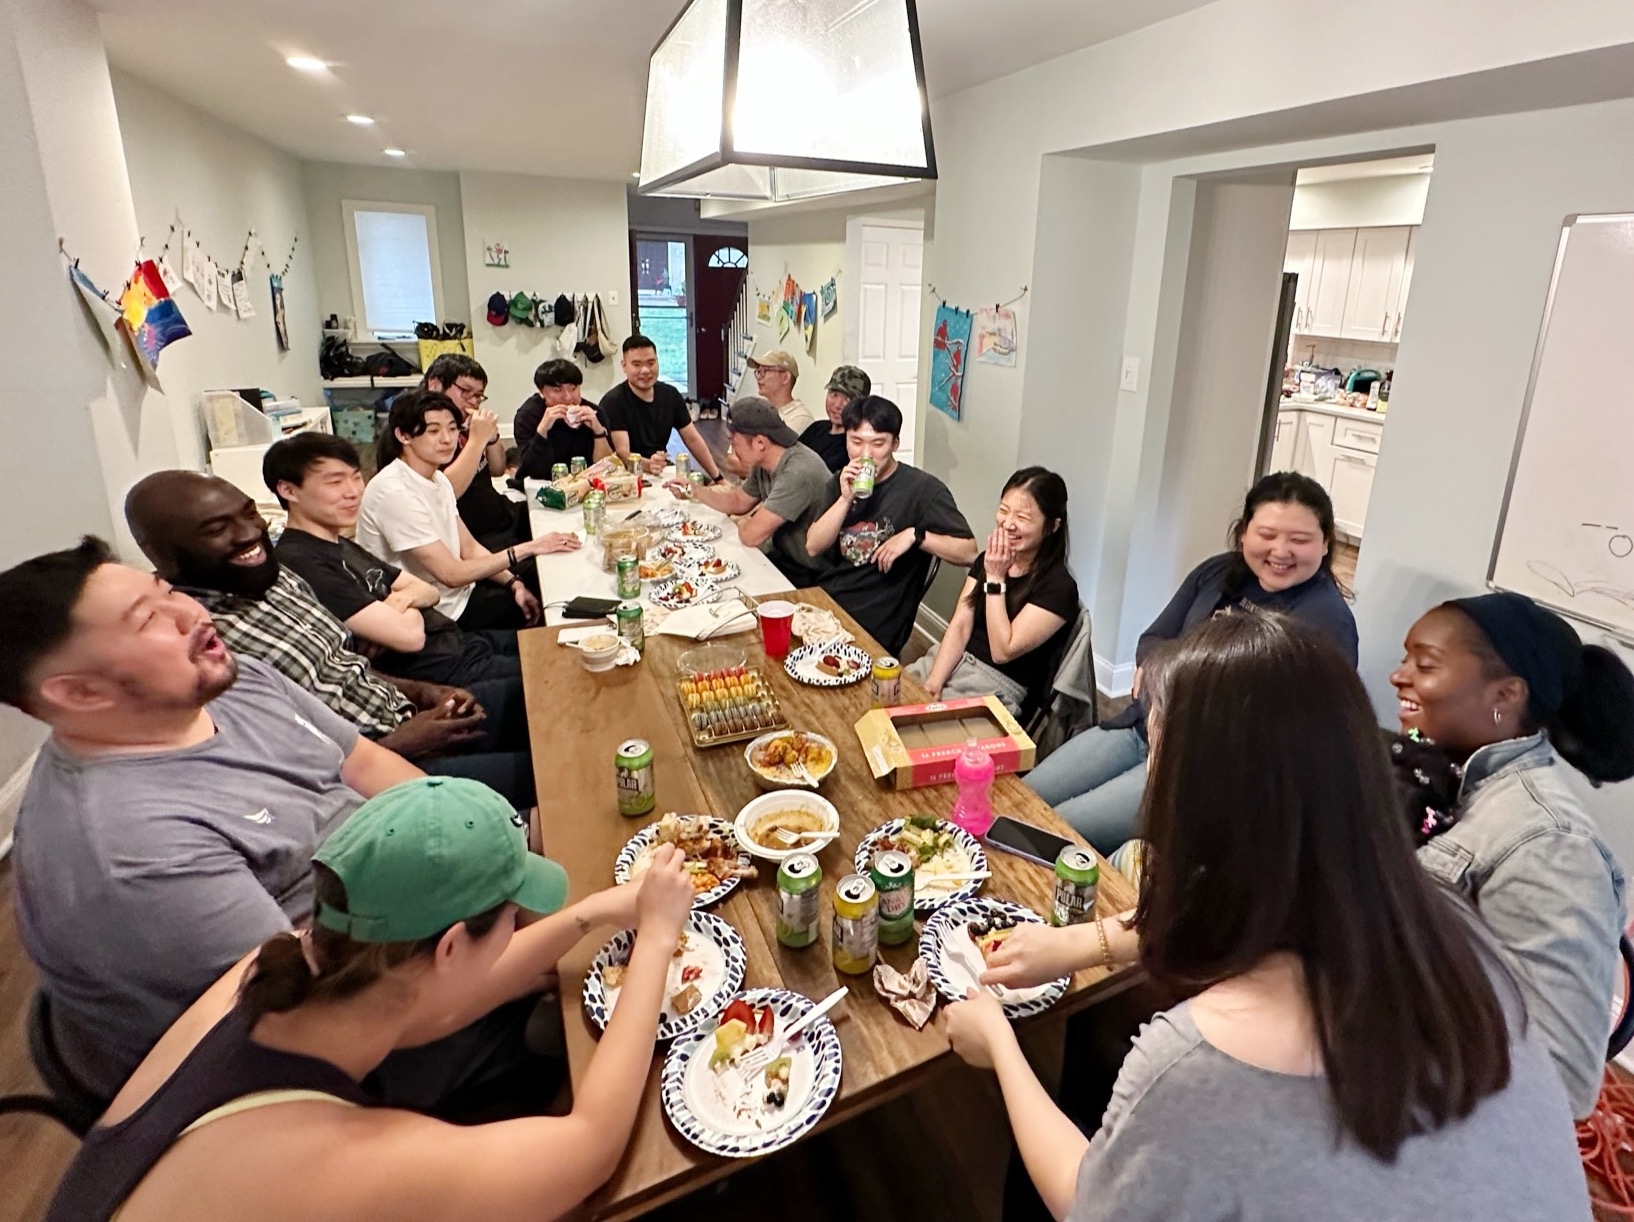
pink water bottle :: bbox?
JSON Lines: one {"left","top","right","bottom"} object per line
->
{"left": 949, "top": 737, "right": 996, "bottom": 837}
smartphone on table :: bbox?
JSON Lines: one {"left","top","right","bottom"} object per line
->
{"left": 984, "top": 815, "right": 1074, "bottom": 869}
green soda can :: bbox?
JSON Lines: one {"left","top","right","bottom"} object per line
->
{"left": 870, "top": 849, "right": 916, "bottom": 945}
{"left": 614, "top": 738, "right": 655, "bottom": 818}
{"left": 852, "top": 456, "right": 876, "bottom": 501}
{"left": 615, "top": 600, "right": 645, "bottom": 653}
{"left": 569, "top": 455, "right": 588, "bottom": 475}
{"left": 582, "top": 491, "right": 604, "bottom": 536}
{"left": 615, "top": 555, "right": 641, "bottom": 600}
{"left": 675, "top": 452, "right": 691, "bottom": 480}
{"left": 776, "top": 853, "right": 822, "bottom": 948}
{"left": 1050, "top": 846, "right": 1100, "bottom": 927}
{"left": 551, "top": 462, "right": 569, "bottom": 481}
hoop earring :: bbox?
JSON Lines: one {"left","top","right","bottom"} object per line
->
{"left": 1493, "top": 707, "right": 1502, "bottom": 726}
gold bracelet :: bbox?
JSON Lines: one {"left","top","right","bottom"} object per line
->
{"left": 1094, "top": 918, "right": 1111, "bottom": 968}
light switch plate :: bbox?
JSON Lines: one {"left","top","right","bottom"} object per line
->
{"left": 1120, "top": 356, "right": 1140, "bottom": 393}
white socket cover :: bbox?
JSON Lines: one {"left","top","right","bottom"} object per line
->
{"left": 1120, "top": 356, "right": 1140, "bottom": 392}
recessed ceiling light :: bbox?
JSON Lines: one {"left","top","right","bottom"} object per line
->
{"left": 285, "top": 54, "right": 327, "bottom": 72}
{"left": 383, "top": 147, "right": 407, "bottom": 158}
{"left": 346, "top": 114, "right": 375, "bottom": 126}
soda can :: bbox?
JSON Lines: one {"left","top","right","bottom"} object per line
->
{"left": 689, "top": 470, "right": 709, "bottom": 486}
{"left": 615, "top": 600, "right": 645, "bottom": 653}
{"left": 831, "top": 874, "right": 879, "bottom": 975}
{"left": 852, "top": 456, "right": 876, "bottom": 500}
{"left": 1050, "top": 846, "right": 1100, "bottom": 927}
{"left": 569, "top": 455, "right": 588, "bottom": 475}
{"left": 582, "top": 492, "right": 605, "bottom": 536}
{"left": 870, "top": 656, "right": 902, "bottom": 709}
{"left": 870, "top": 849, "right": 916, "bottom": 946}
{"left": 614, "top": 738, "right": 655, "bottom": 818}
{"left": 551, "top": 462, "right": 569, "bottom": 481}
{"left": 776, "top": 853, "right": 823, "bottom": 949}
{"left": 675, "top": 452, "right": 691, "bottom": 480}
{"left": 615, "top": 555, "right": 641, "bottom": 600}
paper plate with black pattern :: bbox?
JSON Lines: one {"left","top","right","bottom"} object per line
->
{"left": 613, "top": 815, "right": 749, "bottom": 908}
{"left": 581, "top": 910, "right": 745, "bottom": 1043}
{"left": 854, "top": 818, "right": 988, "bottom": 913}
{"left": 784, "top": 641, "right": 872, "bottom": 687}
{"left": 660, "top": 987, "right": 843, "bottom": 1158}
{"left": 920, "top": 896, "right": 1067, "bottom": 1019}
{"left": 667, "top": 519, "right": 724, "bottom": 543}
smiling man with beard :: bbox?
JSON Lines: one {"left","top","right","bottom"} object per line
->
{"left": 124, "top": 471, "right": 536, "bottom": 808}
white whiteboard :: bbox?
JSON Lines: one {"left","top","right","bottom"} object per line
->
{"left": 1489, "top": 213, "right": 1634, "bottom": 641}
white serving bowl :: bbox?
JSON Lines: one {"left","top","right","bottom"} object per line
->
{"left": 579, "top": 632, "right": 622, "bottom": 673}
{"left": 733, "top": 790, "right": 841, "bottom": 864}
{"left": 742, "top": 730, "right": 838, "bottom": 791}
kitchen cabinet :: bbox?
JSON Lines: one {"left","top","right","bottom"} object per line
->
{"left": 1284, "top": 230, "right": 1318, "bottom": 334}
{"left": 1327, "top": 449, "right": 1378, "bottom": 538}
{"left": 1270, "top": 412, "right": 1298, "bottom": 472}
{"left": 1341, "top": 226, "right": 1412, "bottom": 342}
{"left": 1306, "top": 229, "right": 1357, "bottom": 337}
{"left": 1392, "top": 229, "right": 1416, "bottom": 341}
{"left": 1276, "top": 405, "right": 1385, "bottom": 540}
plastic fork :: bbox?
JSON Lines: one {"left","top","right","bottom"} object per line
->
{"left": 738, "top": 987, "right": 848, "bottom": 1077}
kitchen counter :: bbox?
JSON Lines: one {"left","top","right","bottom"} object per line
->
{"left": 1280, "top": 397, "right": 1387, "bottom": 425}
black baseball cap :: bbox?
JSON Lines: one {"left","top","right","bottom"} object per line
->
{"left": 726, "top": 396, "right": 799, "bottom": 447}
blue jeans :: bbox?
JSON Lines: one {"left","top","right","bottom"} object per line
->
{"left": 1024, "top": 726, "right": 1149, "bottom": 854}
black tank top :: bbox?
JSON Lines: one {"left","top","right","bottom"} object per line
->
{"left": 47, "top": 1007, "right": 376, "bottom": 1221}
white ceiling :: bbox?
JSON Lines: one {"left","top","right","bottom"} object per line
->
{"left": 95, "top": 0, "right": 1220, "bottom": 179}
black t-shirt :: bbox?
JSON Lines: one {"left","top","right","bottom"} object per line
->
{"left": 274, "top": 528, "right": 463, "bottom": 671}
{"left": 816, "top": 463, "right": 973, "bottom": 656}
{"left": 513, "top": 394, "right": 606, "bottom": 482}
{"left": 448, "top": 426, "right": 523, "bottom": 546}
{"left": 600, "top": 381, "right": 691, "bottom": 457}
{"left": 798, "top": 421, "right": 849, "bottom": 473}
{"left": 963, "top": 555, "right": 1079, "bottom": 714}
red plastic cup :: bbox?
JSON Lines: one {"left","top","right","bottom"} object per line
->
{"left": 757, "top": 599, "right": 795, "bottom": 660}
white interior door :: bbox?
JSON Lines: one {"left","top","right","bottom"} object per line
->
{"left": 854, "top": 221, "right": 924, "bottom": 464}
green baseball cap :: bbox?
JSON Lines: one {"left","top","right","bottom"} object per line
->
{"left": 313, "top": 777, "right": 568, "bottom": 943}
{"left": 509, "top": 291, "right": 537, "bottom": 325}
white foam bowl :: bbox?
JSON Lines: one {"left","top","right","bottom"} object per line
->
{"left": 579, "top": 633, "right": 622, "bottom": 673}
{"left": 733, "top": 790, "right": 840, "bottom": 864}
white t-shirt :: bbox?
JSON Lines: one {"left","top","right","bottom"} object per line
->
{"left": 357, "top": 459, "right": 472, "bottom": 620}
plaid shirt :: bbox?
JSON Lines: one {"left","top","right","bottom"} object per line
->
{"left": 185, "top": 568, "right": 412, "bottom": 736}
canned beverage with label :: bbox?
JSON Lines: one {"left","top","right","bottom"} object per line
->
{"left": 831, "top": 874, "right": 879, "bottom": 975}
{"left": 688, "top": 470, "right": 709, "bottom": 486}
{"left": 851, "top": 456, "right": 876, "bottom": 500}
{"left": 615, "top": 600, "right": 645, "bottom": 653}
{"left": 870, "top": 849, "right": 916, "bottom": 945}
{"left": 674, "top": 452, "right": 691, "bottom": 480}
{"left": 551, "top": 462, "right": 569, "bottom": 482}
{"left": 870, "top": 656, "right": 902, "bottom": 709}
{"left": 614, "top": 738, "right": 655, "bottom": 818}
{"left": 569, "top": 455, "right": 588, "bottom": 475}
{"left": 583, "top": 491, "right": 605, "bottom": 536}
{"left": 1050, "top": 846, "right": 1100, "bottom": 927}
{"left": 776, "top": 853, "right": 823, "bottom": 949}
{"left": 615, "top": 555, "right": 641, "bottom": 600}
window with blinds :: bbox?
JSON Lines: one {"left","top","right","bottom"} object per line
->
{"left": 342, "top": 201, "right": 444, "bottom": 339}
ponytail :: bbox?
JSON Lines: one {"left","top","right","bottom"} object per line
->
{"left": 1550, "top": 644, "right": 1634, "bottom": 785}
{"left": 237, "top": 932, "right": 316, "bottom": 1021}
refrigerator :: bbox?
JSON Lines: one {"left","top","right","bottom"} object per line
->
{"left": 1253, "top": 272, "right": 1299, "bottom": 478}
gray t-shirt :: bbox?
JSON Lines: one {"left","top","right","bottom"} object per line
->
{"left": 742, "top": 442, "right": 834, "bottom": 574}
{"left": 13, "top": 658, "right": 363, "bottom": 1098}
{"left": 1070, "top": 1001, "right": 1590, "bottom": 1221}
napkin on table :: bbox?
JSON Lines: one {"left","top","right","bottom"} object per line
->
{"left": 649, "top": 598, "right": 757, "bottom": 640}
{"left": 874, "top": 957, "right": 937, "bottom": 1029}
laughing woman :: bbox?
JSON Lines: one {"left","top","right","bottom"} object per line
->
{"left": 1025, "top": 472, "right": 1356, "bottom": 852}
{"left": 1390, "top": 592, "right": 1634, "bottom": 1117}
{"left": 911, "top": 468, "right": 1078, "bottom": 721}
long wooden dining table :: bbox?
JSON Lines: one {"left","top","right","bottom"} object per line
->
{"left": 518, "top": 589, "right": 1139, "bottom": 1221}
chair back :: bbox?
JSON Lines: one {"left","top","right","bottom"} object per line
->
{"left": 20, "top": 990, "right": 108, "bottom": 1136}
{"left": 1608, "top": 934, "right": 1634, "bottom": 1062}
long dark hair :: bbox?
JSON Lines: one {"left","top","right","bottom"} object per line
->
{"left": 1134, "top": 612, "right": 1518, "bottom": 1161}
{"left": 964, "top": 467, "right": 1070, "bottom": 612}
{"left": 238, "top": 864, "right": 505, "bottom": 1022}
{"left": 1222, "top": 471, "right": 1340, "bottom": 597}
{"left": 376, "top": 389, "right": 460, "bottom": 468}
{"left": 1446, "top": 605, "right": 1634, "bottom": 785}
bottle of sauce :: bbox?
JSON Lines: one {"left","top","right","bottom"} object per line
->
{"left": 949, "top": 737, "right": 996, "bottom": 838}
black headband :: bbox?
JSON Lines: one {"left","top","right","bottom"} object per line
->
{"left": 1445, "top": 592, "right": 1583, "bottom": 719}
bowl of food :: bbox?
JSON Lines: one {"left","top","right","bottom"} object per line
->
{"left": 733, "top": 790, "right": 840, "bottom": 863}
{"left": 579, "top": 632, "right": 622, "bottom": 673}
{"left": 744, "top": 730, "right": 838, "bottom": 790}
{"left": 676, "top": 643, "right": 746, "bottom": 679}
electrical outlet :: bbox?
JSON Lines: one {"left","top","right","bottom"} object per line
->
{"left": 608, "top": 290, "right": 620, "bottom": 306}
{"left": 1120, "top": 356, "right": 1140, "bottom": 393}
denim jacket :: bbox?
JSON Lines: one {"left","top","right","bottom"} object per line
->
{"left": 1417, "top": 732, "right": 1626, "bottom": 1117}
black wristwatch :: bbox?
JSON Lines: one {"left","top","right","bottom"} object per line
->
{"left": 913, "top": 526, "right": 926, "bottom": 549}
{"left": 983, "top": 579, "right": 1007, "bottom": 596}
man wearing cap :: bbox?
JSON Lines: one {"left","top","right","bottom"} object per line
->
{"left": 602, "top": 334, "right": 724, "bottom": 481}
{"left": 799, "top": 364, "right": 871, "bottom": 473}
{"left": 745, "top": 350, "right": 814, "bottom": 433}
{"left": 666, "top": 396, "right": 834, "bottom": 584}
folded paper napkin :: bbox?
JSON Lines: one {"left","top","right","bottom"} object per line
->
{"left": 650, "top": 598, "right": 757, "bottom": 641}
{"left": 874, "top": 957, "right": 936, "bottom": 1029}
{"left": 792, "top": 603, "right": 852, "bottom": 646}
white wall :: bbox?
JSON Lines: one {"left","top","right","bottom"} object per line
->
{"left": 301, "top": 160, "right": 471, "bottom": 332}
{"left": 1290, "top": 173, "right": 1431, "bottom": 229}
{"left": 457, "top": 171, "right": 631, "bottom": 422}
{"left": 743, "top": 211, "right": 848, "bottom": 406}
{"left": 112, "top": 70, "right": 322, "bottom": 468}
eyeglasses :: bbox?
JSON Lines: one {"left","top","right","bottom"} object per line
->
{"left": 752, "top": 367, "right": 787, "bottom": 379}
{"left": 452, "top": 383, "right": 488, "bottom": 404}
